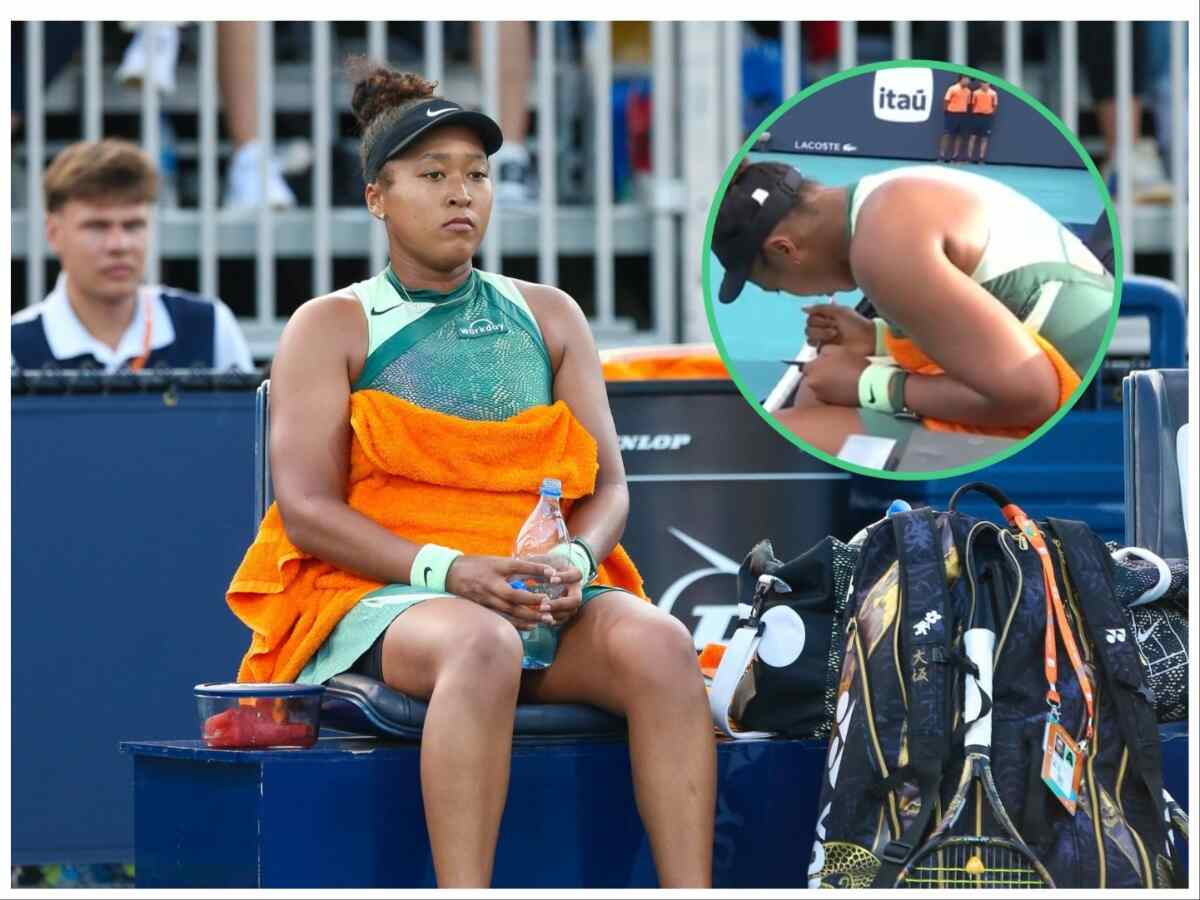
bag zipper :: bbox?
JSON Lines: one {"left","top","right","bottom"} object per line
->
{"left": 1052, "top": 538, "right": 1154, "bottom": 888}
{"left": 892, "top": 575, "right": 908, "bottom": 713}
{"left": 1113, "top": 748, "right": 1155, "bottom": 883}
{"left": 848, "top": 618, "right": 903, "bottom": 839}
{"left": 991, "top": 530, "right": 1025, "bottom": 666}
{"left": 1049, "top": 538, "right": 1108, "bottom": 886}
{"left": 1115, "top": 749, "right": 1128, "bottom": 811}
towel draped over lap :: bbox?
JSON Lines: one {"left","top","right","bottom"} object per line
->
{"left": 227, "top": 389, "right": 646, "bottom": 684}
{"left": 883, "top": 329, "right": 1081, "bottom": 438}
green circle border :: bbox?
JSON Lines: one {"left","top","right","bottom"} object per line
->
{"left": 701, "top": 58, "right": 1123, "bottom": 481}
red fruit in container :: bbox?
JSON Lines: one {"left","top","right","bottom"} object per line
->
{"left": 195, "top": 682, "right": 323, "bottom": 749}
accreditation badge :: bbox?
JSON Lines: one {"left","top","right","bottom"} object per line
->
{"left": 1041, "top": 718, "right": 1084, "bottom": 815}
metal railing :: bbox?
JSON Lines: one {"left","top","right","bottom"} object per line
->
{"left": 13, "top": 20, "right": 1190, "bottom": 356}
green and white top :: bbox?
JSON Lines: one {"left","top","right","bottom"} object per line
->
{"left": 349, "top": 267, "right": 554, "bottom": 421}
{"left": 847, "top": 165, "right": 1114, "bottom": 377}
{"left": 296, "top": 267, "right": 561, "bottom": 686}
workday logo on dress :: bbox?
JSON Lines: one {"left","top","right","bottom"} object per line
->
{"left": 873, "top": 67, "right": 933, "bottom": 123}
{"left": 456, "top": 317, "right": 508, "bottom": 339}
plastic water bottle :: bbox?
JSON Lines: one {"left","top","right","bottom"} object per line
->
{"left": 512, "top": 477, "right": 571, "bottom": 669}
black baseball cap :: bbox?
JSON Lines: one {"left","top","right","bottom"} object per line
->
{"left": 713, "top": 162, "right": 807, "bottom": 303}
{"left": 365, "top": 99, "right": 504, "bottom": 183}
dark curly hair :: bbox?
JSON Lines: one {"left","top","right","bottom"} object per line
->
{"left": 344, "top": 56, "right": 445, "bottom": 185}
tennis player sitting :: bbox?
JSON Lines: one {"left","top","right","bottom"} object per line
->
{"left": 712, "top": 160, "right": 1113, "bottom": 455}
{"left": 225, "top": 61, "right": 714, "bottom": 888}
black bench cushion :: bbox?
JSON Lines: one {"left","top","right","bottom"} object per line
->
{"left": 322, "top": 673, "right": 627, "bottom": 743}
{"left": 1124, "top": 369, "right": 1188, "bottom": 559}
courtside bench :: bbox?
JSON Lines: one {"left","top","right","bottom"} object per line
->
{"left": 120, "top": 732, "right": 829, "bottom": 888}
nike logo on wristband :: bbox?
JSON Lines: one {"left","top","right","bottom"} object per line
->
{"left": 867, "top": 386, "right": 877, "bottom": 405}
{"left": 371, "top": 304, "right": 401, "bottom": 316}
{"left": 423, "top": 566, "right": 434, "bottom": 585}
{"left": 426, "top": 107, "right": 456, "bottom": 117}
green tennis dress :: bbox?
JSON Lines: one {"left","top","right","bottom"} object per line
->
{"left": 297, "top": 268, "right": 618, "bottom": 684}
{"left": 847, "top": 165, "right": 1115, "bottom": 379}
{"left": 846, "top": 165, "right": 1114, "bottom": 439}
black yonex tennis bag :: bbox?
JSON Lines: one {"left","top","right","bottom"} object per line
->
{"left": 807, "top": 483, "right": 1179, "bottom": 889}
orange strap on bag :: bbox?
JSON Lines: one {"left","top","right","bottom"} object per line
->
{"left": 1001, "top": 502, "right": 1095, "bottom": 750}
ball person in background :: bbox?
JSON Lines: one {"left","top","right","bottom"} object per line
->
{"left": 937, "top": 74, "right": 973, "bottom": 163}
{"left": 968, "top": 80, "right": 999, "bottom": 164}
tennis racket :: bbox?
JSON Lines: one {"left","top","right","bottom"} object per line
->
{"left": 763, "top": 342, "right": 818, "bottom": 412}
{"left": 896, "top": 566, "right": 1055, "bottom": 888}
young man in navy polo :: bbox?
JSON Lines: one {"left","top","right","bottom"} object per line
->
{"left": 11, "top": 139, "right": 253, "bottom": 372}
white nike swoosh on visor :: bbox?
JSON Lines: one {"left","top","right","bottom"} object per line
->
{"left": 426, "top": 107, "right": 457, "bottom": 117}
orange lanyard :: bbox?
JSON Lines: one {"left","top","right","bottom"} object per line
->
{"left": 128, "top": 296, "right": 154, "bottom": 372}
{"left": 1002, "top": 503, "right": 1095, "bottom": 750}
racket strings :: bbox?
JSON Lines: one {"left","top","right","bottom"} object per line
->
{"left": 903, "top": 840, "right": 1047, "bottom": 888}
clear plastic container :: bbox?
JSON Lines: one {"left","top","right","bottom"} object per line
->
{"left": 195, "top": 682, "right": 323, "bottom": 749}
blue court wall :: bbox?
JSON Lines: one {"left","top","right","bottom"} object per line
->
{"left": 761, "top": 66, "right": 1087, "bottom": 169}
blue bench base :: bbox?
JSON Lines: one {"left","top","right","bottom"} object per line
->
{"left": 122, "top": 723, "right": 1188, "bottom": 888}
{"left": 122, "top": 734, "right": 828, "bottom": 888}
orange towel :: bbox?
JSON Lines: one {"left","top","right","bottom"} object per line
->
{"left": 227, "top": 390, "right": 647, "bottom": 684}
{"left": 883, "top": 329, "right": 1080, "bottom": 438}
{"left": 697, "top": 642, "right": 727, "bottom": 680}
{"left": 600, "top": 344, "right": 730, "bottom": 381}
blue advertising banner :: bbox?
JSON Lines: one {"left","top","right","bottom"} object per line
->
{"left": 762, "top": 66, "right": 1086, "bottom": 169}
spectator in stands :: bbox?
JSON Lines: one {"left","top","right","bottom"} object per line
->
{"left": 11, "top": 139, "right": 254, "bottom": 372}
{"left": 116, "top": 21, "right": 297, "bottom": 209}
{"left": 967, "top": 79, "right": 998, "bottom": 164}
{"left": 938, "top": 74, "right": 972, "bottom": 163}
{"left": 1077, "top": 22, "right": 1172, "bottom": 204}
{"left": 11, "top": 22, "right": 295, "bottom": 210}
{"left": 470, "top": 21, "right": 535, "bottom": 207}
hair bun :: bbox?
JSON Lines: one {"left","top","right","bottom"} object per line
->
{"left": 345, "top": 56, "right": 438, "bottom": 131}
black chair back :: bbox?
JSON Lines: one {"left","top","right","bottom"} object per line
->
{"left": 1123, "top": 369, "right": 1189, "bottom": 558}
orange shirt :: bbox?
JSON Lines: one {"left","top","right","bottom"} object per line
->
{"left": 944, "top": 84, "right": 971, "bottom": 113}
{"left": 972, "top": 87, "right": 998, "bottom": 115}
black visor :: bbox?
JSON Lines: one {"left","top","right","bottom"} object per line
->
{"left": 712, "top": 165, "right": 806, "bottom": 303}
{"left": 365, "top": 99, "right": 504, "bottom": 183}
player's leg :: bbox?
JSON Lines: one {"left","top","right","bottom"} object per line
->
{"left": 376, "top": 597, "right": 526, "bottom": 887}
{"left": 521, "top": 592, "right": 715, "bottom": 887}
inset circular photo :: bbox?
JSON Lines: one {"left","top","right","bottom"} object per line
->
{"left": 704, "top": 61, "right": 1119, "bottom": 478}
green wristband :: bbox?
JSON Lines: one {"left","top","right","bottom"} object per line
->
{"left": 554, "top": 540, "right": 598, "bottom": 585}
{"left": 858, "top": 362, "right": 901, "bottom": 413}
{"left": 410, "top": 544, "right": 463, "bottom": 593}
{"left": 570, "top": 537, "right": 599, "bottom": 584}
{"left": 874, "top": 318, "right": 890, "bottom": 356}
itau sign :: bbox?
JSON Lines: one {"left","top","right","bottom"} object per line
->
{"left": 872, "top": 66, "right": 934, "bottom": 123}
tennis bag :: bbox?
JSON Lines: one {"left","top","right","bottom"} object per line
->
{"left": 707, "top": 536, "right": 855, "bottom": 741}
{"left": 807, "top": 482, "right": 1179, "bottom": 889}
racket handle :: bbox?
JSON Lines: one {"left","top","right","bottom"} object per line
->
{"left": 963, "top": 626, "right": 996, "bottom": 750}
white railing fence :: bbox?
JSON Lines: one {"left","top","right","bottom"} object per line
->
{"left": 13, "top": 20, "right": 1190, "bottom": 356}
